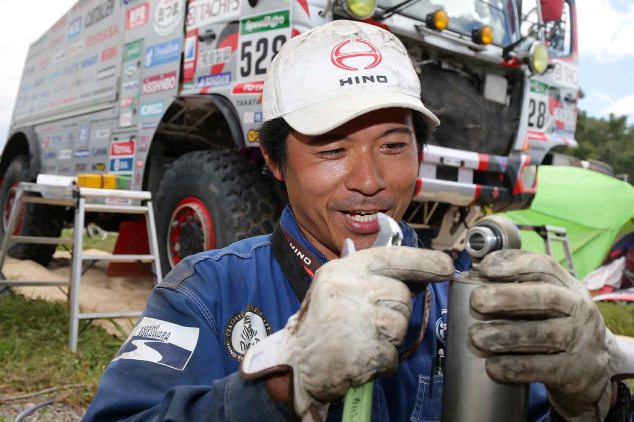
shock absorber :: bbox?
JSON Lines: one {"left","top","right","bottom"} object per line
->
{"left": 442, "top": 215, "right": 528, "bottom": 422}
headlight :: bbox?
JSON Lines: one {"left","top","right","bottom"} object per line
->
{"left": 425, "top": 9, "right": 449, "bottom": 31}
{"left": 529, "top": 41, "right": 549, "bottom": 75}
{"left": 341, "top": 0, "right": 377, "bottom": 20}
{"left": 472, "top": 25, "right": 493, "bottom": 45}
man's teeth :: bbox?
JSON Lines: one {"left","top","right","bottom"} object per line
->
{"left": 345, "top": 212, "right": 378, "bottom": 223}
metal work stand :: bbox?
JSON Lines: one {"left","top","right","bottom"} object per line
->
{"left": 517, "top": 224, "right": 577, "bottom": 277}
{"left": 0, "top": 182, "right": 163, "bottom": 352}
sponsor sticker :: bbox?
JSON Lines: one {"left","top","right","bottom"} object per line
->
{"left": 154, "top": 0, "right": 181, "bottom": 36}
{"left": 75, "top": 163, "right": 88, "bottom": 172}
{"left": 92, "top": 128, "right": 110, "bottom": 140}
{"left": 247, "top": 129, "right": 258, "bottom": 143}
{"left": 138, "top": 136, "right": 151, "bottom": 150}
{"left": 67, "top": 17, "right": 83, "bottom": 39}
{"left": 81, "top": 54, "right": 99, "bottom": 68}
{"left": 183, "top": 30, "right": 197, "bottom": 83}
{"left": 224, "top": 305, "right": 272, "bottom": 361}
{"left": 114, "top": 317, "right": 200, "bottom": 370}
{"left": 59, "top": 149, "right": 72, "bottom": 160}
{"left": 101, "top": 46, "right": 118, "bottom": 61}
{"left": 93, "top": 147, "right": 109, "bottom": 156}
{"left": 254, "top": 111, "right": 263, "bottom": 123}
{"left": 199, "top": 46, "right": 231, "bottom": 67}
{"left": 97, "top": 65, "right": 117, "bottom": 81}
{"left": 241, "top": 10, "right": 289, "bottom": 35}
{"left": 122, "top": 80, "right": 140, "bottom": 95}
{"left": 140, "top": 101, "right": 164, "bottom": 117}
{"left": 140, "top": 122, "right": 158, "bottom": 130}
{"left": 196, "top": 72, "right": 231, "bottom": 89}
{"left": 127, "top": 2, "right": 149, "bottom": 30}
{"left": 232, "top": 81, "right": 264, "bottom": 94}
{"left": 44, "top": 151, "right": 57, "bottom": 160}
{"left": 74, "top": 149, "right": 90, "bottom": 158}
{"left": 120, "top": 96, "right": 135, "bottom": 108}
{"left": 111, "top": 139, "right": 136, "bottom": 156}
{"left": 85, "top": 0, "right": 116, "bottom": 28}
{"left": 144, "top": 38, "right": 181, "bottom": 68}
{"left": 142, "top": 71, "right": 177, "bottom": 94}
{"left": 119, "top": 111, "right": 134, "bottom": 127}
{"left": 243, "top": 112, "right": 254, "bottom": 124}
{"left": 86, "top": 23, "right": 119, "bottom": 47}
{"left": 125, "top": 64, "right": 138, "bottom": 77}
{"left": 124, "top": 39, "right": 143, "bottom": 61}
{"left": 109, "top": 157, "right": 134, "bottom": 173}
{"left": 92, "top": 162, "right": 107, "bottom": 171}
{"left": 67, "top": 40, "right": 85, "bottom": 58}
{"left": 187, "top": 0, "right": 241, "bottom": 29}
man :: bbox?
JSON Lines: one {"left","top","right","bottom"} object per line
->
{"left": 85, "top": 20, "right": 628, "bottom": 421}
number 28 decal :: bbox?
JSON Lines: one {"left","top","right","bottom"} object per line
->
{"left": 528, "top": 98, "right": 547, "bottom": 129}
{"left": 240, "top": 35, "right": 286, "bottom": 78}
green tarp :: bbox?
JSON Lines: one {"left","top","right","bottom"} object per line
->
{"left": 501, "top": 166, "right": 634, "bottom": 279}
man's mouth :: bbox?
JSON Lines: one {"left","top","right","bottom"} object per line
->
{"left": 342, "top": 210, "right": 385, "bottom": 223}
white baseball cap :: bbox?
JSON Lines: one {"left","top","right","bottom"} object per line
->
{"left": 262, "top": 20, "right": 440, "bottom": 136}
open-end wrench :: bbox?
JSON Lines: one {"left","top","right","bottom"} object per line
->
{"left": 341, "top": 212, "right": 403, "bottom": 422}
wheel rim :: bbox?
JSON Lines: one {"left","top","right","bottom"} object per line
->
{"left": 3, "top": 182, "right": 24, "bottom": 235}
{"left": 167, "top": 196, "right": 215, "bottom": 268}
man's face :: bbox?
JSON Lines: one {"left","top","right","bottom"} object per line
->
{"left": 266, "top": 108, "right": 419, "bottom": 260}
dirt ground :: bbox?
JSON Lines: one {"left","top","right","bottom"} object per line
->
{"left": 2, "top": 249, "right": 155, "bottom": 335}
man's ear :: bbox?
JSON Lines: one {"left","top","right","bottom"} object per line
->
{"left": 260, "top": 147, "right": 284, "bottom": 182}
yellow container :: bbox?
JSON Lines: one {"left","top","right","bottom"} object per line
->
{"left": 77, "top": 173, "right": 103, "bottom": 188}
{"left": 77, "top": 173, "right": 125, "bottom": 189}
{"left": 102, "top": 174, "right": 117, "bottom": 190}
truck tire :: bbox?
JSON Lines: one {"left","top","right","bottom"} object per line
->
{"left": 156, "top": 149, "right": 281, "bottom": 274}
{"left": 0, "top": 156, "right": 66, "bottom": 266}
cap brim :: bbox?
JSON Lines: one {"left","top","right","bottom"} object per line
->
{"left": 282, "top": 92, "right": 440, "bottom": 136}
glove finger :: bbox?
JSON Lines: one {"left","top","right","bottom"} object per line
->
{"left": 479, "top": 250, "right": 571, "bottom": 288}
{"left": 349, "top": 340, "right": 400, "bottom": 387}
{"left": 373, "top": 303, "right": 410, "bottom": 347}
{"left": 353, "top": 246, "right": 454, "bottom": 282}
{"left": 363, "top": 274, "right": 413, "bottom": 310}
{"left": 485, "top": 353, "right": 573, "bottom": 388}
{"left": 469, "top": 318, "right": 573, "bottom": 354}
{"left": 470, "top": 284, "right": 576, "bottom": 318}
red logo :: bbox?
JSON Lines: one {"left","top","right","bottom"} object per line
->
{"left": 110, "top": 140, "right": 135, "bottom": 156}
{"left": 232, "top": 81, "right": 264, "bottom": 94}
{"left": 330, "top": 39, "right": 382, "bottom": 71}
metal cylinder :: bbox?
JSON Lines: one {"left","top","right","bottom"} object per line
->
{"left": 442, "top": 215, "right": 527, "bottom": 422}
{"left": 442, "top": 273, "right": 528, "bottom": 422}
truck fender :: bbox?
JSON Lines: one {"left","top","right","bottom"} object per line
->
{"left": 207, "top": 94, "right": 244, "bottom": 147}
{"left": 0, "top": 127, "right": 40, "bottom": 180}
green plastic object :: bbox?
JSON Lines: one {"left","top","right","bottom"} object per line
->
{"left": 342, "top": 382, "right": 373, "bottom": 422}
{"left": 501, "top": 166, "right": 634, "bottom": 279}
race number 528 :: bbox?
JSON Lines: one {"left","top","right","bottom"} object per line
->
{"left": 238, "top": 10, "right": 291, "bottom": 82}
{"left": 239, "top": 35, "right": 286, "bottom": 78}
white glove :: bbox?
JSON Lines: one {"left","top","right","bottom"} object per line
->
{"left": 468, "top": 250, "right": 628, "bottom": 421}
{"left": 241, "top": 246, "right": 454, "bottom": 420}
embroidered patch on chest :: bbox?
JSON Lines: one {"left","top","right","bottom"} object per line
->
{"left": 224, "top": 304, "right": 273, "bottom": 361}
{"left": 113, "top": 317, "right": 200, "bottom": 370}
{"left": 436, "top": 308, "right": 448, "bottom": 345}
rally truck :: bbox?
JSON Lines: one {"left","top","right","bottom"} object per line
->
{"left": 1, "top": 0, "right": 579, "bottom": 272}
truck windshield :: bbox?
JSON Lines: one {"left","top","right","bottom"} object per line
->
{"left": 377, "top": 0, "right": 520, "bottom": 46}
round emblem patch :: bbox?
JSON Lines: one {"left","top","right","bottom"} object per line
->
{"left": 224, "top": 305, "right": 272, "bottom": 361}
{"left": 435, "top": 308, "right": 448, "bottom": 345}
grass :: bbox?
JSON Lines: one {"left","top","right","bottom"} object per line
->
{"left": 0, "top": 293, "right": 123, "bottom": 406}
{"left": 57, "top": 228, "right": 118, "bottom": 254}
{"left": 597, "top": 302, "right": 634, "bottom": 337}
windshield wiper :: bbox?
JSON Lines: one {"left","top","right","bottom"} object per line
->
{"left": 375, "top": 0, "right": 424, "bottom": 21}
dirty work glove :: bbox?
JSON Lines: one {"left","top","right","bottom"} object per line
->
{"left": 469, "top": 250, "right": 627, "bottom": 421}
{"left": 241, "top": 246, "right": 453, "bottom": 421}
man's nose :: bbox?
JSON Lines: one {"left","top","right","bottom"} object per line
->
{"left": 344, "top": 150, "right": 385, "bottom": 196}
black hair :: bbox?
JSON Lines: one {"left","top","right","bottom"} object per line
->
{"left": 258, "top": 112, "right": 433, "bottom": 171}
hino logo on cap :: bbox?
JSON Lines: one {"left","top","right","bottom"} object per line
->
{"left": 330, "top": 39, "right": 382, "bottom": 71}
{"left": 340, "top": 75, "right": 388, "bottom": 86}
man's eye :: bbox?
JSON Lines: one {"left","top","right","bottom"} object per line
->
{"left": 382, "top": 142, "right": 407, "bottom": 152}
{"left": 319, "top": 148, "right": 345, "bottom": 157}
